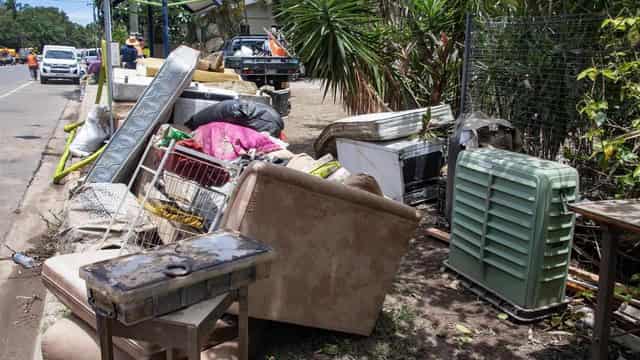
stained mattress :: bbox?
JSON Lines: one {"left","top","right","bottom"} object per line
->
{"left": 313, "top": 104, "right": 454, "bottom": 156}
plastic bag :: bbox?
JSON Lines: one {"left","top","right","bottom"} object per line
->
{"left": 70, "top": 105, "right": 110, "bottom": 157}
{"left": 185, "top": 99, "right": 284, "bottom": 137}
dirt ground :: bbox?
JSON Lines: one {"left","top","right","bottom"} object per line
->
{"left": 258, "top": 80, "right": 596, "bottom": 360}
{"left": 281, "top": 80, "right": 349, "bottom": 156}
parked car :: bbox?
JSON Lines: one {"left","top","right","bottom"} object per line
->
{"left": 81, "top": 48, "right": 101, "bottom": 64}
{"left": 0, "top": 48, "right": 15, "bottom": 65}
{"left": 0, "top": 55, "right": 14, "bottom": 65}
{"left": 39, "top": 45, "right": 81, "bottom": 84}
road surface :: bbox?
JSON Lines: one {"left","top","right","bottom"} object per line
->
{"left": 0, "top": 65, "right": 76, "bottom": 241}
{"left": 0, "top": 64, "right": 77, "bottom": 360}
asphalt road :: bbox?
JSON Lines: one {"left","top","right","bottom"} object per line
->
{"left": 0, "top": 65, "right": 77, "bottom": 243}
{"left": 0, "top": 65, "right": 78, "bottom": 360}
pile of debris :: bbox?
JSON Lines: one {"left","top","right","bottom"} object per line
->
{"left": 36, "top": 45, "right": 443, "bottom": 359}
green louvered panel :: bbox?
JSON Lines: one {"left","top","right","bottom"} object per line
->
{"left": 448, "top": 148, "right": 578, "bottom": 309}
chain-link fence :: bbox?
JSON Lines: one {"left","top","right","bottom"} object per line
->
{"left": 461, "top": 14, "right": 604, "bottom": 160}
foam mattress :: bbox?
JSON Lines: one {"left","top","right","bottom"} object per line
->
{"left": 313, "top": 104, "right": 454, "bottom": 156}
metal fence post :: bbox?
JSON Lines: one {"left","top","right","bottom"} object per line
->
{"left": 148, "top": 5, "right": 155, "bottom": 56}
{"left": 446, "top": 13, "right": 473, "bottom": 224}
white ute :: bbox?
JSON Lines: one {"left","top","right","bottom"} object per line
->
{"left": 40, "top": 45, "right": 81, "bottom": 84}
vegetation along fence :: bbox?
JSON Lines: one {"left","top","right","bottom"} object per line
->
{"left": 461, "top": 14, "right": 604, "bottom": 160}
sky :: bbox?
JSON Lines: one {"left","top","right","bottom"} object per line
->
{"left": 21, "top": 0, "right": 95, "bottom": 26}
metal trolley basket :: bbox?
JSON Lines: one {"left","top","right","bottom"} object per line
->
{"left": 101, "top": 139, "right": 239, "bottom": 252}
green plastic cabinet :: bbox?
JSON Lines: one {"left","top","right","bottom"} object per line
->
{"left": 447, "top": 148, "right": 578, "bottom": 310}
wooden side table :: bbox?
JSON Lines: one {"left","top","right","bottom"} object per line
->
{"left": 568, "top": 200, "right": 640, "bottom": 360}
{"left": 80, "top": 231, "right": 274, "bottom": 360}
{"left": 96, "top": 290, "right": 245, "bottom": 360}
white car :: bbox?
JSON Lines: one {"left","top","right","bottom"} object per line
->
{"left": 40, "top": 45, "right": 81, "bottom": 84}
{"left": 81, "top": 48, "right": 101, "bottom": 64}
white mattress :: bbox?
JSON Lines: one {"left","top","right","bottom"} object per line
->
{"left": 314, "top": 104, "right": 454, "bottom": 156}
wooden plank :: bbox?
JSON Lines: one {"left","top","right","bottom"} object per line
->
{"left": 425, "top": 227, "right": 450, "bottom": 243}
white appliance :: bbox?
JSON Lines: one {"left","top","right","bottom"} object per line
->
{"left": 337, "top": 137, "right": 444, "bottom": 204}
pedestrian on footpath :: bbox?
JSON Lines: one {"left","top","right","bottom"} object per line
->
{"left": 26, "top": 51, "right": 38, "bottom": 80}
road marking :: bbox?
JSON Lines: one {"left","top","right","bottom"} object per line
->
{"left": 0, "top": 82, "right": 32, "bottom": 100}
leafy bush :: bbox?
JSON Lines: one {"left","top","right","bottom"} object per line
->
{"left": 577, "top": 17, "right": 640, "bottom": 197}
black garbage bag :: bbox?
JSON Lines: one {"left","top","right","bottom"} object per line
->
{"left": 185, "top": 99, "right": 284, "bottom": 137}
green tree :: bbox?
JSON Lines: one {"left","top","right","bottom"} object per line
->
{"left": 277, "top": 0, "right": 383, "bottom": 113}
{"left": 19, "top": 6, "right": 69, "bottom": 49}
{"left": 0, "top": 2, "right": 97, "bottom": 49}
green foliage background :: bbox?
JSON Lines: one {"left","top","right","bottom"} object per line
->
{"left": 276, "top": 0, "right": 635, "bottom": 116}
{"left": 0, "top": 0, "right": 97, "bottom": 51}
{"left": 575, "top": 16, "right": 640, "bottom": 198}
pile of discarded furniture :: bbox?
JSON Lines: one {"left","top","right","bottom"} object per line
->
{"left": 39, "top": 46, "right": 430, "bottom": 359}
{"left": 40, "top": 42, "right": 602, "bottom": 360}
{"left": 37, "top": 41, "right": 596, "bottom": 359}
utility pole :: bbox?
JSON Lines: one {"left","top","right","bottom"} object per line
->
{"left": 93, "top": 2, "right": 99, "bottom": 47}
{"left": 147, "top": 5, "right": 154, "bottom": 56}
{"left": 129, "top": 0, "right": 139, "bottom": 35}
{"left": 162, "top": 0, "right": 169, "bottom": 57}
{"left": 103, "top": 0, "right": 115, "bottom": 134}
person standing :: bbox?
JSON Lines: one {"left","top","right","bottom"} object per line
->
{"left": 136, "top": 35, "right": 148, "bottom": 58}
{"left": 26, "top": 51, "right": 38, "bottom": 80}
{"left": 121, "top": 36, "right": 139, "bottom": 69}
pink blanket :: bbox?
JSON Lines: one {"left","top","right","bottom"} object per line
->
{"left": 193, "top": 122, "right": 282, "bottom": 160}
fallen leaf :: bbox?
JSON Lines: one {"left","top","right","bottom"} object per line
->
{"left": 497, "top": 313, "right": 509, "bottom": 320}
{"left": 445, "top": 279, "right": 460, "bottom": 290}
{"left": 455, "top": 324, "right": 473, "bottom": 335}
{"left": 458, "top": 335, "right": 473, "bottom": 344}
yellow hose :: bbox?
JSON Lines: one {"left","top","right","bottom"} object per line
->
{"left": 53, "top": 143, "right": 106, "bottom": 184}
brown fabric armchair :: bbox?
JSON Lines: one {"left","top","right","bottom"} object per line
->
{"left": 221, "top": 162, "right": 420, "bottom": 335}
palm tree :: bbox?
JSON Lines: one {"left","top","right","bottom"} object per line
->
{"left": 276, "top": 0, "right": 388, "bottom": 114}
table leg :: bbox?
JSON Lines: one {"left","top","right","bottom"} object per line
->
{"left": 186, "top": 328, "right": 200, "bottom": 360}
{"left": 592, "top": 225, "right": 619, "bottom": 360}
{"left": 96, "top": 314, "right": 114, "bottom": 360}
{"left": 238, "top": 286, "right": 249, "bottom": 360}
